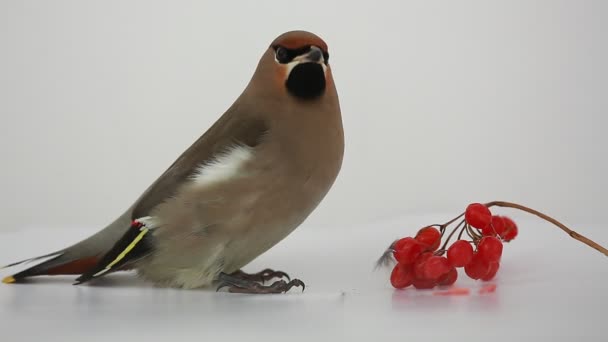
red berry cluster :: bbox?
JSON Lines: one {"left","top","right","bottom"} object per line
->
{"left": 389, "top": 203, "right": 519, "bottom": 290}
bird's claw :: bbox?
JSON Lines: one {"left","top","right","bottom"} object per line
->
{"left": 230, "top": 268, "right": 291, "bottom": 284}
{"left": 216, "top": 272, "right": 305, "bottom": 294}
{"left": 290, "top": 279, "right": 305, "bottom": 292}
{"left": 259, "top": 268, "right": 291, "bottom": 283}
{"left": 216, "top": 282, "right": 230, "bottom": 292}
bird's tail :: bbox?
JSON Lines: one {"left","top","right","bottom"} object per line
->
{"left": 1, "top": 209, "right": 133, "bottom": 284}
{"left": 2, "top": 253, "right": 100, "bottom": 283}
{"left": 1, "top": 251, "right": 62, "bottom": 270}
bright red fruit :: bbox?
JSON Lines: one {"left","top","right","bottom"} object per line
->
{"left": 415, "top": 227, "right": 441, "bottom": 251}
{"left": 480, "top": 224, "right": 492, "bottom": 236}
{"left": 447, "top": 240, "right": 474, "bottom": 267}
{"left": 477, "top": 236, "right": 503, "bottom": 262}
{"left": 481, "top": 262, "right": 500, "bottom": 281}
{"left": 486, "top": 216, "right": 506, "bottom": 236}
{"left": 413, "top": 252, "right": 433, "bottom": 279}
{"left": 424, "top": 256, "right": 451, "bottom": 280}
{"left": 393, "top": 237, "right": 425, "bottom": 265}
{"left": 464, "top": 253, "right": 491, "bottom": 280}
{"left": 412, "top": 277, "right": 437, "bottom": 289}
{"left": 438, "top": 267, "right": 458, "bottom": 286}
{"left": 390, "top": 263, "right": 414, "bottom": 289}
{"left": 465, "top": 203, "right": 492, "bottom": 229}
{"left": 501, "top": 216, "right": 518, "bottom": 242}
{"left": 393, "top": 237, "right": 409, "bottom": 251}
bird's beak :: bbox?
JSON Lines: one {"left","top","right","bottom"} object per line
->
{"left": 284, "top": 45, "right": 327, "bottom": 78}
{"left": 295, "top": 46, "right": 325, "bottom": 64}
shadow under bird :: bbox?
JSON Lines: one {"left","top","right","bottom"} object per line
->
{"left": 1, "top": 30, "right": 344, "bottom": 293}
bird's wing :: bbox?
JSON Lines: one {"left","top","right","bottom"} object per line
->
{"left": 74, "top": 113, "right": 269, "bottom": 284}
{"left": 133, "top": 113, "right": 269, "bottom": 218}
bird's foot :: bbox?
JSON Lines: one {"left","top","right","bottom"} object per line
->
{"left": 216, "top": 272, "right": 305, "bottom": 294}
{"left": 229, "top": 268, "right": 291, "bottom": 284}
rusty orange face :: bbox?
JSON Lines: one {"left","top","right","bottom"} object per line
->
{"left": 267, "top": 31, "right": 331, "bottom": 100}
{"left": 271, "top": 30, "right": 329, "bottom": 52}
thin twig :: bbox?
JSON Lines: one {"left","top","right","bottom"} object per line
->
{"left": 457, "top": 222, "right": 468, "bottom": 241}
{"left": 466, "top": 223, "right": 482, "bottom": 241}
{"left": 442, "top": 212, "right": 465, "bottom": 228}
{"left": 484, "top": 201, "right": 608, "bottom": 257}
{"left": 438, "top": 219, "right": 465, "bottom": 253}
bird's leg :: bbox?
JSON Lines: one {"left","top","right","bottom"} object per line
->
{"left": 216, "top": 272, "right": 305, "bottom": 294}
{"left": 228, "top": 268, "right": 291, "bottom": 284}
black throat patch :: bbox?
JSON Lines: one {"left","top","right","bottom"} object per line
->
{"left": 286, "top": 63, "right": 326, "bottom": 99}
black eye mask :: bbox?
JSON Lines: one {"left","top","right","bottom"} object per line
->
{"left": 273, "top": 45, "right": 329, "bottom": 64}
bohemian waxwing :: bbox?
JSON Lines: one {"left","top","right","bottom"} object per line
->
{"left": 2, "top": 30, "right": 344, "bottom": 293}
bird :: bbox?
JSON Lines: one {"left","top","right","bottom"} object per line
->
{"left": 1, "top": 30, "right": 344, "bottom": 293}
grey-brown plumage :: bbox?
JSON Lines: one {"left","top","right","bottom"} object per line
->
{"left": 2, "top": 31, "right": 343, "bottom": 290}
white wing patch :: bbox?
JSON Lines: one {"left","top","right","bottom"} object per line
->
{"left": 191, "top": 145, "right": 253, "bottom": 188}
{"left": 136, "top": 216, "right": 161, "bottom": 230}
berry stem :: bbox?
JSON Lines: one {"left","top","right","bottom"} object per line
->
{"left": 466, "top": 223, "right": 482, "bottom": 241}
{"left": 442, "top": 212, "right": 465, "bottom": 228}
{"left": 484, "top": 201, "right": 608, "bottom": 257}
{"left": 438, "top": 219, "right": 465, "bottom": 253}
{"left": 457, "top": 223, "right": 468, "bottom": 241}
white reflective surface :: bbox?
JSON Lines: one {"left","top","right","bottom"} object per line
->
{"left": 1, "top": 214, "right": 606, "bottom": 341}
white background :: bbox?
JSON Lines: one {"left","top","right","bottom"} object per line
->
{"left": 1, "top": 1, "right": 608, "bottom": 340}
{"left": 1, "top": 0, "right": 607, "bottom": 232}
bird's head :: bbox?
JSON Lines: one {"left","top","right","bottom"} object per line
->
{"left": 248, "top": 31, "right": 334, "bottom": 101}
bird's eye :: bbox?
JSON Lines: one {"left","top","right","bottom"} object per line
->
{"left": 275, "top": 46, "right": 291, "bottom": 63}
{"left": 323, "top": 52, "right": 329, "bottom": 64}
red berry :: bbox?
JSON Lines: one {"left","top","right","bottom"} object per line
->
{"left": 464, "top": 253, "right": 491, "bottom": 280}
{"left": 412, "top": 277, "right": 437, "bottom": 289}
{"left": 501, "top": 216, "right": 518, "bottom": 242}
{"left": 393, "top": 237, "right": 409, "bottom": 251}
{"left": 390, "top": 263, "right": 414, "bottom": 289}
{"left": 424, "top": 256, "right": 451, "bottom": 280}
{"left": 477, "top": 236, "right": 503, "bottom": 262}
{"left": 438, "top": 267, "right": 458, "bottom": 286}
{"left": 480, "top": 216, "right": 504, "bottom": 236}
{"left": 465, "top": 203, "right": 492, "bottom": 229}
{"left": 480, "top": 225, "right": 493, "bottom": 236}
{"left": 393, "top": 237, "right": 424, "bottom": 265}
{"left": 447, "top": 240, "right": 474, "bottom": 267}
{"left": 481, "top": 262, "right": 500, "bottom": 281}
{"left": 415, "top": 227, "right": 441, "bottom": 251}
{"left": 413, "top": 252, "right": 433, "bottom": 279}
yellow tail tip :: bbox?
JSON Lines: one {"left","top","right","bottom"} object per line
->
{"left": 2, "top": 276, "right": 16, "bottom": 284}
